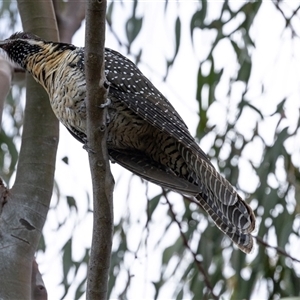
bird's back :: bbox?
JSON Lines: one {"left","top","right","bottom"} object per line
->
{"left": 0, "top": 33, "right": 256, "bottom": 253}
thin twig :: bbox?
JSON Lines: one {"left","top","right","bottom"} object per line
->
{"left": 255, "top": 235, "right": 300, "bottom": 264}
{"left": 118, "top": 270, "right": 134, "bottom": 300}
{"left": 106, "top": 16, "right": 124, "bottom": 48}
{"left": 185, "top": 195, "right": 300, "bottom": 264}
{"left": 163, "top": 190, "right": 219, "bottom": 300}
{"left": 273, "top": 0, "right": 299, "bottom": 38}
{"left": 287, "top": 5, "right": 300, "bottom": 25}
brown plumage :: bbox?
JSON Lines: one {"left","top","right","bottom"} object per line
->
{"left": 0, "top": 32, "right": 255, "bottom": 253}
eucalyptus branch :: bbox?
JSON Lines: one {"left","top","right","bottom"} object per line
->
{"left": 106, "top": 16, "right": 124, "bottom": 48}
{"left": 163, "top": 191, "right": 219, "bottom": 300}
{"left": 186, "top": 196, "right": 300, "bottom": 264}
{"left": 85, "top": 0, "right": 114, "bottom": 299}
{"left": 255, "top": 235, "right": 300, "bottom": 264}
{"left": 118, "top": 270, "right": 134, "bottom": 299}
{"left": 273, "top": 0, "right": 300, "bottom": 38}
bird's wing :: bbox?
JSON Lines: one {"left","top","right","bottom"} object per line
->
{"left": 67, "top": 127, "right": 86, "bottom": 144}
{"left": 104, "top": 48, "right": 212, "bottom": 165}
{"left": 109, "top": 149, "right": 200, "bottom": 195}
{"left": 110, "top": 147, "right": 254, "bottom": 253}
{"left": 105, "top": 49, "right": 245, "bottom": 205}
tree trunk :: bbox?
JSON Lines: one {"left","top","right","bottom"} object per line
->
{"left": 0, "top": 1, "right": 59, "bottom": 298}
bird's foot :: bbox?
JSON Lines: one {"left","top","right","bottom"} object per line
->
{"left": 104, "top": 80, "right": 110, "bottom": 89}
{"left": 83, "top": 143, "right": 95, "bottom": 153}
{"left": 99, "top": 97, "right": 111, "bottom": 108}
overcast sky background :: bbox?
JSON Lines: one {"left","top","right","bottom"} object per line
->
{"left": 47, "top": 2, "right": 300, "bottom": 299}
{"left": 3, "top": 1, "right": 300, "bottom": 299}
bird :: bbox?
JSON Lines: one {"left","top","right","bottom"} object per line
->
{"left": 0, "top": 32, "right": 255, "bottom": 253}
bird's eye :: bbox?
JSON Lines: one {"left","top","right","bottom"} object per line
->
{"left": 69, "top": 63, "right": 76, "bottom": 68}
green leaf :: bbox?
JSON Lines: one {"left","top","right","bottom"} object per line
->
{"left": 74, "top": 277, "right": 86, "bottom": 300}
{"left": 165, "top": 16, "right": 181, "bottom": 79}
{"left": 66, "top": 196, "right": 78, "bottom": 211}
{"left": 60, "top": 239, "right": 73, "bottom": 299}
{"left": 126, "top": 17, "right": 143, "bottom": 46}
{"left": 62, "top": 156, "right": 69, "bottom": 165}
{"left": 62, "top": 239, "right": 72, "bottom": 279}
{"left": 148, "top": 193, "right": 162, "bottom": 220}
{"left": 278, "top": 217, "right": 293, "bottom": 248}
{"left": 190, "top": 2, "right": 207, "bottom": 37}
{"left": 189, "top": 267, "right": 204, "bottom": 299}
{"left": 125, "top": 0, "right": 143, "bottom": 50}
{"left": 162, "top": 236, "right": 183, "bottom": 266}
{"left": 237, "top": 60, "right": 252, "bottom": 83}
{"left": 0, "top": 130, "right": 18, "bottom": 182}
{"left": 38, "top": 234, "right": 46, "bottom": 252}
{"left": 106, "top": 1, "right": 114, "bottom": 26}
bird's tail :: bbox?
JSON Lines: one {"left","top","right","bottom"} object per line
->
{"left": 180, "top": 146, "right": 255, "bottom": 253}
{"left": 195, "top": 193, "right": 254, "bottom": 253}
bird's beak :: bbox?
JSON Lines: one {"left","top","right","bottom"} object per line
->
{"left": 0, "top": 40, "right": 6, "bottom": 48}
{"left": 0, "top": 40, "right": 10, "bottom": 51}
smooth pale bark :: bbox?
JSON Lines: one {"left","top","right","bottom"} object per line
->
{"left": 0, "top": 57, "right": 13, "bottom": 126}
{"left": 0, "top": 1, "right": 59, "bottom": 299}
{"left": 53, "top": 0, "right": 85, "bottom": 43}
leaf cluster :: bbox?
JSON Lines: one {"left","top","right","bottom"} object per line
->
{"left": 1, "top": 1, "right": 300, "bottom": 299}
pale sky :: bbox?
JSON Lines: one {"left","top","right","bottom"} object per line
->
{"left": 2, "top": 1, "right": 300, "bottom": 299}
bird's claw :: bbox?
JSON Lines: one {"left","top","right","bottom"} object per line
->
{"left": 100, "top": 97, "right": 111, "bottom": 108}
{"left": 104, "top": 80, "right": 110, "bottom": 89}
{"left": 83, "top": 143, "right": 95, "bottom": 153}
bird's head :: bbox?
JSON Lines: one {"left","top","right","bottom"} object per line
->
{"left": 0, "top": 32, "right": 45, "bottom": 69}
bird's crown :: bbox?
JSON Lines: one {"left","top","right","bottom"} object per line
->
{"left": 0, "top": 32, "right": 45, "bottom": 68}
{"left": 0, "top": 32, "right": 77, "bottom": 69}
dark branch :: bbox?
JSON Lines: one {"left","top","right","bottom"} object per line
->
{"left": 255, "top": 235, "right": 300, "bottom": 264}
{"left": 186, "top": 196, "right": 300, "bottom": 264}
{"left": 85, "top": 1, "right": 114, "bottom": 299}
{"left": 163, "top": 191, "right": 219, "bottom": 300}
{"left": 273, "top": 0, "right": 300, "bottom": 38}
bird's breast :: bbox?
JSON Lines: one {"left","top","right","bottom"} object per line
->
{"left": 50, "top": 63, "right": 87, "bottom": 134}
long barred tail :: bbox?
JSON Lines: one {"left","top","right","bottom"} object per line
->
{"left": 180, "top": 145, "right": 256, "bottom": 253}
{"left": 195, "top": 193, "right": 254, "bottom": 253}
